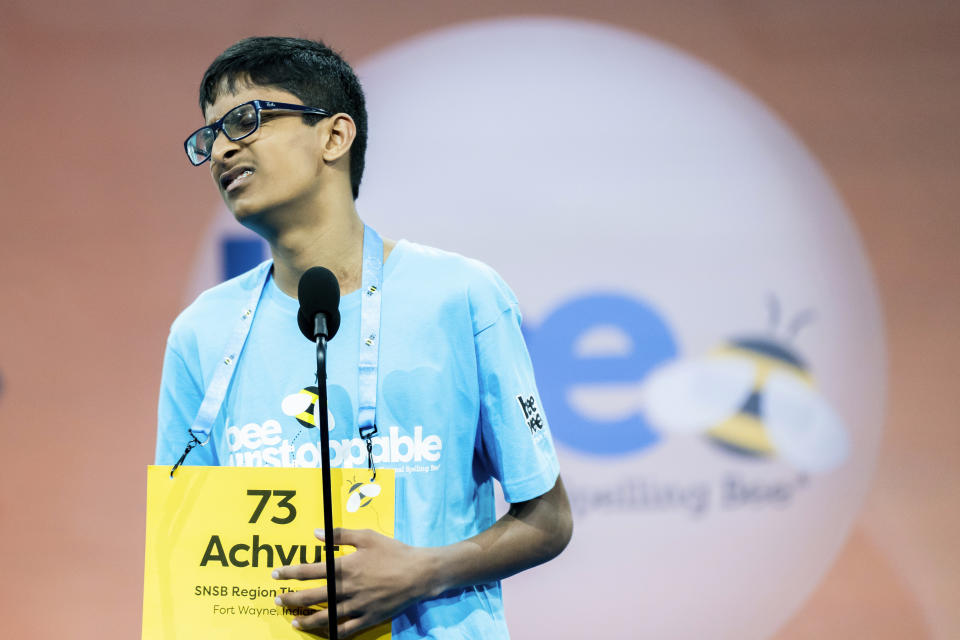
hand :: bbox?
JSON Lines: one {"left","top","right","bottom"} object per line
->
{"left": 273, "top": 528, "right": 435, "bottom": 638}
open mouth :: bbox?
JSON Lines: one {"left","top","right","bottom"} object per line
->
{"left": 220, "top": 167, "right": 255, "bottom": 192}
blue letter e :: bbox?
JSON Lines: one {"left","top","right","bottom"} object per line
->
{"left": 525, "top": 294, "right": 676, "bottom": 456}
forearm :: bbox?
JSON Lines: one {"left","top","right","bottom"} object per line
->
{"left": 273, "top": 476, "right": 572, "bottom": 636}
{"left": 419, "top": 475, "right": 573, "bottom": 598}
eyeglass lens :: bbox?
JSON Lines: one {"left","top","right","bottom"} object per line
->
{"left": 222, "top": 104, "right": 259, "bottom": 139}
{"left": 188, "top": 103, "right": 260, "bottom": 164}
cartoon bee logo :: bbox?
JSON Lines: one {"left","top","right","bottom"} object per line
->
{"left": 640, "top": 299, "right": 849, "bottom": 473}
{"left": 281, "top": 386, "right": 335, "bottom": 431}
{"left": 346, "top": 480, "right": 382, "bottom": 513}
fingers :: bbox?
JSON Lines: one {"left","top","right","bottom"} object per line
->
{"left": 276, "top": 585, "right": 363, "bottom": 634}
{"left": 290, "top": 607, "right": 329, "bottom": 633}
{"left": 318, "top": 527, "right": 377, "bottom": 548}
{"left": 338, "top": 615, "right": 376, "bottom": 639}
{"left": 288, "top": 602, "right": 366, "bottom": 636}
{"left": 273, "top": 562, "right": 327, "bottom": 581}
{"left": 276, "top": 585, "right": 328, "bottom": 608}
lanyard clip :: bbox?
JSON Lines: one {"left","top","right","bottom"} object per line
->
{"left": 359, "top": 424, "right": 378, "bottom": 482}
{"left": 170, "top": 431, "right": 203, "bottom": 479}
{"left": 170, "top": 432, "right": 205, "bottom": 478}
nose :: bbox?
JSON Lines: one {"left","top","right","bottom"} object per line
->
{"left": 209, "top": 128, "right": 241, "bottom": 165}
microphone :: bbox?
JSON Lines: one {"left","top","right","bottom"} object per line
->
{"left": 297, "top": 266, "right": 341, "bottom": 340}
{"left": 296, "top": 265, "right": 342, "bottom": 639}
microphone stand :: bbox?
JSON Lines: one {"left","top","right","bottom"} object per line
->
{"left": 313, "top": 315, "right": 338, "bottom": 640}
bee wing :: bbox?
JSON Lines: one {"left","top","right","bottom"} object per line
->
{"left": 281, "top": 392, "right": 313, "bottom": 417}
{"left": 762, "top": 371, "right": 850, "bottom": 473}
{"left": 640, "top": 357, "right": 755, "bottom": 433}
{"left": 361, "top": 483, "right": 382, "bottom": 498}
{"left": 346, "top": 492, "right": 363, "bottom": 513}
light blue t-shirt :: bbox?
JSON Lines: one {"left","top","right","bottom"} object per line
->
{"left": 156, "top": 239, "right": 560, "bottom": 639}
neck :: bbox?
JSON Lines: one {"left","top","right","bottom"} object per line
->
{"left": 266, "top": 203, "right": 365, "bottom": 299}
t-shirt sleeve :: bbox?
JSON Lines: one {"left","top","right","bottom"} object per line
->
{"left": 471, "top": 270, "right": 560, "bottom": 504}
{"left": 155, "top": 335, "right": 218, "bottom": 466}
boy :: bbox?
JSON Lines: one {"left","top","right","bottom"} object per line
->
{"left": 157, "top": 36, "right": 571, "bottom": 638}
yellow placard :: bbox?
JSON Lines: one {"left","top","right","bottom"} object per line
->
{"left": 143, "top": 465, "right": 394, "bottom": 640}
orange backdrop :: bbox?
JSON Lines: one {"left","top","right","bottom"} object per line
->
{"left": 0, "top": 2, "right": 957, "bottom": 638}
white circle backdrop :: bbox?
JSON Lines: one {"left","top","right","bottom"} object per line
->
{"left": 355, "top": 17, "right": 886, "bottom": 640}
{"left": 191, "top": 16, "right": 886, "bottom": 640}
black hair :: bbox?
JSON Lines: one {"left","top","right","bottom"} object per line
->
{"left": 199, "top": 36, "right": 368, "bottom": 199}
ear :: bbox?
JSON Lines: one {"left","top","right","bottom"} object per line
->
{"left": 321, "top": 113, "right": 357, "bottom": 164}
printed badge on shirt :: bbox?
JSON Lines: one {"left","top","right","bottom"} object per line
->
{"left": 516, "top": 394, "right": 546, "bottom": 441}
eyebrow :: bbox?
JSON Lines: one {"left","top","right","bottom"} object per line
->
{"left": 204, "top": 102, "right": 244, "bottom": 126}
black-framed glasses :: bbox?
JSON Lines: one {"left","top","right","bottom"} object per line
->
{"left": 184, "top": 100, "right": 331, "bottom": 166}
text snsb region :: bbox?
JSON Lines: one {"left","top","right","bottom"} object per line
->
{"left": 196, "top": 584, "right": 315, "bottom": 618}
{"left": 196, "top": 585, "right": 292, "bottom": 600}
{"left": 225, "top": 420, "right": 442, "bottom": 469}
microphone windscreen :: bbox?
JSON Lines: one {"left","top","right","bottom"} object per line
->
{"left": 297, "top": 266, "right": 341, "bottom": 340}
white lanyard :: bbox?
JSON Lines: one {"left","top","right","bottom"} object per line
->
{"left": 171, "top": 224, "right": 384, "bottom": 475}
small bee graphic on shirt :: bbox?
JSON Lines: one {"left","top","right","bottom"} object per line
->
{"left": 281, "top": 386, "right": 337, "bottom": 431}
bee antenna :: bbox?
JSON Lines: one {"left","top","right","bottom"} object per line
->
{"left": 786, "top": 309, "right": 816, "bottom": 340}
{"left": 766, "top": 293, "right": 781, "bottom": 333}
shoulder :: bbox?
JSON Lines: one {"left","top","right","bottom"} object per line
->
{"left": 167, "top": 261, "right": 271, "bottom": 353}
{"left": 393, "top": 240, "right": 519, "bottom": 331}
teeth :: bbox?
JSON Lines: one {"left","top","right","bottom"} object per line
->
{"left": 225, "top": 169, "right": 253, "bottom": 190}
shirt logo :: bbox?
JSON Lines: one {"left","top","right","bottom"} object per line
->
{"left": 281, "top": 386, "right": 330, "bottom": 430}
{"left": 517, "top": 395, "right": 545, "bottom": 434}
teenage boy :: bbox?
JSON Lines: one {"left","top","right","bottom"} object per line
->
{"left": 156, "top": 36, "right": 572, "bottom": 638}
